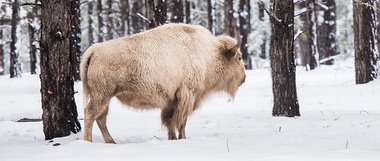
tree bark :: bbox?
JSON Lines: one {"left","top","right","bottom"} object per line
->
{"left": 120, "top": 0, "right": 130, "bottom": 35}
{"left": 206, "top": 0, "right": 213, "bottom": 32}
{"left": 88, "top": 0, "right": 94, "bottom": 45}
{"left": 147, "top": 0, "right": 167, "bottom": 29}
{"left": 353, "top": 0, "right": 378, "bottom": 84}
{"left": 171, "top": 0, "right": 184, "bottom": 23}
{"left": 71, "top": 0, "right": 81, "bottom": 81}
{"left": 28, "top": 13, "right": 37, "bottom": 75}
{"left": 97, "top": 0, "right": 104, "bottom": 42}
{"left": 270, "top": 0, "right": 300, "bottom": 117}
{"left": 40, "top": 0, "right": 81, "bottom": 140}
{"left": 10, "top": 0, "right": 21, "bottom": 78}
{"left": 105, "top": 0, "right": 113, "bottom": 40}
{"left": 185, "top": 0, "right": 190, "bottom": 24}
{"left": 304, "top": 0, "right": 318, "bottom": 70}
{"left": 318, "top": 0, "right": 338, "bottom": 65}
{"left": 1, "top": 15, "right": 4, "bottom": 75}
{"left": 238, "top": 0, "right": 251, "bottom": 69}
{"left": 224, "top": 0, "right": 237, "bottom": 38}
{"left": 131, "top": 0, "right": 145, "bottom": 34}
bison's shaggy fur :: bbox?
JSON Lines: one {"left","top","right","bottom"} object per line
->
{"left": 81, "top": 23, "right": 246, "bottom": 143}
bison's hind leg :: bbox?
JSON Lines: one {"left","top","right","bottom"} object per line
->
{"left": 178, "top": 118, "right": 187, "bottom": 139}
{"left": 161, "top": 107, "right": 177, "bottom": 140}
{"left": 84, "top": 96, "right": 115, "bottom": 143}
{"left": 96, "top": 103, "right": 116, "bottom": 144}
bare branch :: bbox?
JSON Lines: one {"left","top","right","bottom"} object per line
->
{"left": 353, "top": 0, "right": 380, "bottom": 12}
{"left": 257, "top": 1, "right": 282, "bottom": 25}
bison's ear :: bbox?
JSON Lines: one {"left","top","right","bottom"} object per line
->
{"left": 218, "top": 35, "right": 241, "bottom": 59}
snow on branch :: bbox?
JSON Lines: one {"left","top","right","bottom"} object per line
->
{"left": 137, "top": 13, "right": 151, "bottom": 23}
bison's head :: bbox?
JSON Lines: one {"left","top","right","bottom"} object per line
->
{"left": 217, "top": 35, "right": 246, "bottom": 99}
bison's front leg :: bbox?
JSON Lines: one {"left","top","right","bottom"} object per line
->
{"left": 178, "top": 118, "right": 187, "bottom": 139}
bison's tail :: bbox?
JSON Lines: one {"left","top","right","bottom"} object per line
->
{"left": 80, "top": 46, "right": 95, "bottom": 107}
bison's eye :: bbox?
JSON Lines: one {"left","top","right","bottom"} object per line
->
{"left": 238, "top": 56, "right": 242, "bottom": 61}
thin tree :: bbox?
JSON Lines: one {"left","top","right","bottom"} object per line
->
{"left": 206, "top": 0, "right": 212, "bottom": 32}
{"left": 40, "top": 0, "right": 81, "bottom": 140}
{"left": 258, "top": 0, "right": 267, "bottom": 60}
{"left": 318, "top": 0, "right": 338, "bottom": 65}
{"left": 131, "top": 0, "right": 145, "bottom": 34}
{"left": 303, "top": 0, "right": 318, "bottom": 70}
{"left": 71, "top": 0, "right": 81, "bottom": 81}
{"left": 224, "top": 0, "right": 237, "bottom": 38}
{"left": 27, "top": 0, "right": 39, "bottom": 75}
{"left": 185, "top": 0, "right": 190, "bottom": 24}
{"left": 105, "top": 0, "right": 113, "bottom": 40}
{"left": 97, "top": 0, "right": 104, "bottom": 42}
{"left": 171, "top": 0, "right": 184, "bottom": 23}
{"left": 10, "top": 0, "right": 21, "bottom": 78}
{"left": 120, "top": 0, "right": 130, "bottom": 35}
{"left": 88, "top": 0, "right": 94, "bottom": 45}
{"left": 238, "top": 0, "right": 251, "bottom": 69}
{"left": 259, "top": 0, "right": 300, "bottom": 117}
{"left": 353, "top": 0, "right": 378, "bottom": 84}
{"left": 147, "top": 0, "right": 167, "bottom": 29}
{"left": 0, "top": 11, "right": 4, "bottom": 75}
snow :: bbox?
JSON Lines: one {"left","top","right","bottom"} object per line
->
{"left": 1, "top": 58, "right": 380, "bottom": 160}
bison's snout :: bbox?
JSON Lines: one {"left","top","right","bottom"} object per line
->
{"left": 240, "top": 74, "right": 246, "bottom": 85}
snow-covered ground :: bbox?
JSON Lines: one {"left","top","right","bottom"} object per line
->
{"left": 1, "top": 58, "right": 379, "bottom": 161}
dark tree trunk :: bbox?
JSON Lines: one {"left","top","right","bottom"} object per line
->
{"left": 71, "top": 0, "right": 81, "bottom": 81}
{"left": 171, "top": 0, "right": 184, "bottom": 23}
{"left": 353, "top": 0, "right": 378, "bottom": 84}
{"left": 28, "top": 13, "right": 37, "bottom": 75}
{"left": 185, "top": 0, "right": 190, "bottom": 24}
{"left": 238, "top": 0, "right": 252, "bottom": 69}
{"left": 376, "top": 1, "right": 380, "bottom": 59}
{"left": 97, "top": 0, "right": 104, "bottom": 42}
{"left": 105, "top": 0, "right": 113, "bottom": 40}
{"left": 147, "top": 0, "right": 167, "bottom": 29}
{"left": 0, "top": 15, "right": 5, "bottom": 75}
{"left": 224, "top": 0, "right": 237, "bottom": 37}
{"left": 270, "top": 0, "right": 300, "bottom": 117}
{"left": 258, "top": 0, "right": 267, "bottom": 60}
{"left": 10, "top": 0, "right": 21, "bottom": 78}
{"left": 120, "top": 0, "right": 130, "bottom": 35}
{"left": 318, "top": 0, "right": 338, "bottom": 65}
{"left": 207, "top": 0, "right": 213, "bottom": 32}
{"left": 0, "top": 25, "right": 3, "bottom": 75}
{"left": 27, "top": 0, "right": 39, "bottom": 75}
{"left": 88, "top": 0, "right": 94, "bottom": 45}
{"left": 40, "top": 0, "right": 81, "bottom": 140}
{"left": 303, "top": 0, "right": 318, "bottom": 70}
{"left": 131, "top": 0, "right": 145, "bottom": 34}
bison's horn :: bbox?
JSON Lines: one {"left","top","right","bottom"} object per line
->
{"left": 228, "top": 34, "right": 242, "bottom": 57}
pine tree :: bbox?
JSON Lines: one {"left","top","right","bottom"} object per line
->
{"left": 40, "top": 0, "right": 81, "bottom": 140}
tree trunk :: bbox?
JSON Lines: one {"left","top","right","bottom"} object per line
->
{"left": 304, "top": 0, "right": 318, "bottom": 70}
{"left": 40, "top": 0, "right": 81, "bottom": 140}
{"left": 185, "top": 0, "right": 190, "bottom": 24}
{"left": 131, "top": 0, "right": 145, "bottom": 34}
{"left": 105, "top": 0, "right": 113, "bottom": 40}
{"left": 206, "top": 0, "right": 213, "bottom": 32}
{"left": 10, "top": 0, "right": 21, "bottom": 78}
{"left": 171, "top": 0, "right": 184, "bottom": 23}
{"left": 224, "top": 0, "right": 237, "bottom": 38}
{"left": 353, "top": 0, "right": 378, "bottom": 84}
{"left": 120, "top": 0, "right": 130, "bottom": 35}
{"left": 238, "top": 0, "right": 252, "bottom": 69}
{"left": 258, "top": 0, "right": 267, "bottom": 60}
{"left": 1, "top": 15, "right": 4, "bottom": 75}
{"left": 318, "top": 0, "right": 338, "bottom": 65}
{"left": 270, "top": 0, "right": 300, "bottom": 117}
{"left": 88, "top": 0, "right": 94, "bottom": 45}
{"left": 28, "top": 13, "right": 37, "bottom": 75}
{"left": 71, "top": 0, "right": 81, "bottom": 81}
{"left": 97, "top": 0, "right": 104, "bottom": 42}
{"left": 147, "top": 0, "right": 167, "bottom": 29}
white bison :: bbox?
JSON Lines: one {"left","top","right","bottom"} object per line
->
{"left": 81, "top": 23, "right": 246, "bottom": 143}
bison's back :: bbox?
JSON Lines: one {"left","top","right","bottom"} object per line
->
{"left": 84, "top": 24, "right": 220, "bottom": 109}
